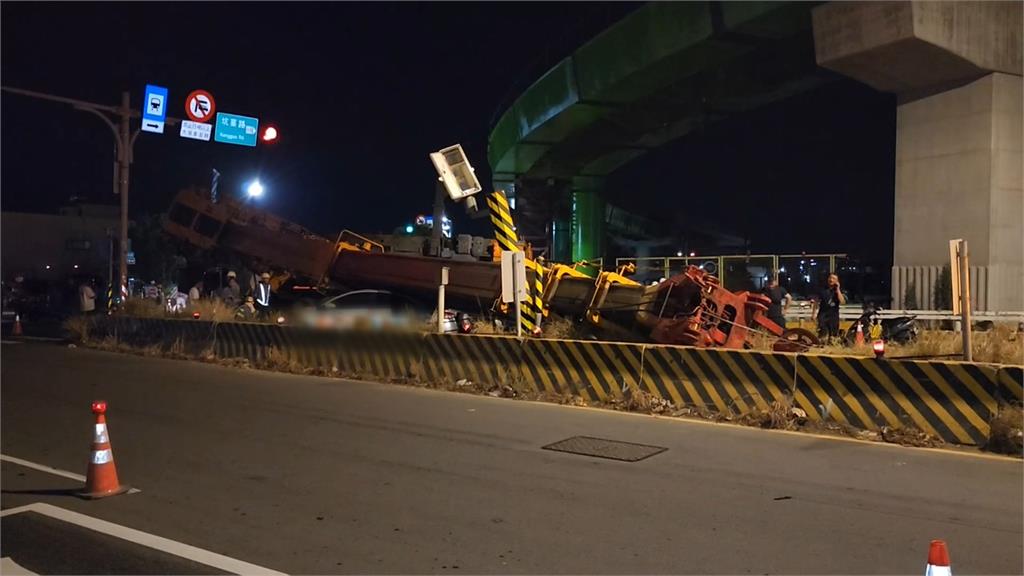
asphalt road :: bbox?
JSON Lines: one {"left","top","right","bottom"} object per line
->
{"left": 2, "top": 341, "right": 1021, "bottom": 574}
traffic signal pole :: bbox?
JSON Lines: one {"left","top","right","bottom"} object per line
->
{"left": 117, "top": 91, "right": 131, "bottom": 303}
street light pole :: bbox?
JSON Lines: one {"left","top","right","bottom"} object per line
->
{"left": 117, "top": 91, "right": 131, "bottom": 303}
{"left": 1, "top": 86, "right": 148, "bottom": 305}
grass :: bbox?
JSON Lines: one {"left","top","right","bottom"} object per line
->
{"left": 758, "top": 325, "right": 1023, "bottom": 365}
{"left": 986, "top": 404, "right": 1024, "bottom": 455}
{"left": 121, "top": 297, "right": 267, "bottom": 323}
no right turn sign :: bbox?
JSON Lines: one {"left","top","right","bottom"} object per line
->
{"left": 185, "top": 89, "right": 216, "bottom": 123}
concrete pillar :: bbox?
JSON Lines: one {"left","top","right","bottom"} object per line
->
{"left": 571, "top": 176, "right": 606, "bottom": 264}
{"left": 894, "top": 73, "right": 1022, "bottom": 310}
{"left": 813, "top": 1, "right": 1022, "bottom": 310}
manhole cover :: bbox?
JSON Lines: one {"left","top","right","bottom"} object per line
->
{"left": 542, "top": 436, "right": 667, "bottom": 462}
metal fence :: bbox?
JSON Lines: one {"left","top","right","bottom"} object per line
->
{"left": 615, "top": 253, "right": 848, "bottom": 293}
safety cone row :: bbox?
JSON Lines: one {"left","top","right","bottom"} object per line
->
{"left": 925, "top": 540, "right": 952, "bottom": 576}
{"left": 79, "top": 401, "right": 130, "bottom": 499}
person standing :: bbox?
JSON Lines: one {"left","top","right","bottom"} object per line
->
{"left": 78, "top": 280, "right": 96, "bottom": 315}
{"left": 254, "top": 272, "right": 272, "bottom": 318}
{"left": 188, "top": 280, "right": 204, "bottom": 302}
{"left": 763, "top": 276, "right": 792, "bottom": 331}
{"left": 221, "top": 270, "right": 241, "bottom": 307}
{"left": 816, "top": 273, "right": 846, "bottom": 342}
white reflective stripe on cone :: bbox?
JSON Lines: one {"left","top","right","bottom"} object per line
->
{"left": 926, "top": 565, "right": 952, "bottom": 576}
{"left": 91, "top": 449, "right": 112, "bottom": 464}
{"left": 94, "top": 424, "right": 108, "bottom": 443}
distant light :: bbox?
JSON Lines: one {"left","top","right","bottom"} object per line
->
{"left": 405, "top": 225, "right": 414, "bottom": 234}
{"left": 73, "top": 264, "right": 79, "bottom": 269}
{"left": 676, "top": 251, "right": 683, "bottom": 257}
{"left": 800, "top": 259, "right": 806, "bottom": 265}
{"left": 45, "top": 265, "right": 51, "bottom": 270}
{"left": 262, "top": 126, "right": 278, "bottom": 142}
{"left": 803, "top": 274, "right": 810, "bottom": 282}
{"left": 779, "top": 266, "right": 786, "bottom": 273}
{"left": 689, "top": 251, "right": 696, "bottom": 257}
{"left": 246, "top": 180, "right": 264, "bottom": 198}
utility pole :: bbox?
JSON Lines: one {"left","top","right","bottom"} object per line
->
{"left": 1, "top": 86, "right": 156, "bottom": 306}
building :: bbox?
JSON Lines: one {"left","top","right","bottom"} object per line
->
{"left": 2, "top": 204, "right": 122, "bottom": 283}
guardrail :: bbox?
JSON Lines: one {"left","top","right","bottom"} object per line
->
{"left": 784, "top": 305, "right": 1024, "bottom": 323}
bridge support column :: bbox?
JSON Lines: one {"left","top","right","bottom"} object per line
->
{"left": 814, "top": 1, "right": 1022, "bottom": 311}
{"left": 571, "top": 176, "right": 606, "bottom": 264}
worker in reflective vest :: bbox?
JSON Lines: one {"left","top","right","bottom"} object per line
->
{"left": 255, "top": 272, "right": 272, "bottom": 318}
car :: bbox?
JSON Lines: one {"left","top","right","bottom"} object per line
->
{"left": 300, "top": 289, "right": 472, "bottom": 334}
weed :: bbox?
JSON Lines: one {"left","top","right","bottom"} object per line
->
{"left": 986, "top": 405, "right": 1024, "bottom": 456}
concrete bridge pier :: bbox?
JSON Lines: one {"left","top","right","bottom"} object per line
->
{"left": 814, "top": 1, "right": 1022, "bottom": 311}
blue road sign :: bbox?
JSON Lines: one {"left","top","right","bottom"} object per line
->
{"left": 213, "top": 112, "right": 259, "bottom": 147}
{"left": 141, "top": 84, "right": 168, "bottom": 134}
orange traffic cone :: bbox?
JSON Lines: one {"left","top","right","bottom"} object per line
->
{"left": 79, "top": 401, "right": 130, "bottom": 499}
{"left": 925, "top": 540, "right": 952, "bottom": 576}
{"left": 12, "top": 314, "right": 22, "bottom": 336}
{"left": 855, "top": 321, "right": 864, "bottom": 346}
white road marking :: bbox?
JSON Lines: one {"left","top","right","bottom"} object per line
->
{"left": 0, "top": 503, "right": 286, "bottom": 575}
{"left": 1, "top": 454, "right": 86, "bottom": 482}
{"left": 18, "top": 336, "right": 64, "bottom": 342}
{"left": 0, "top": 454, "right": 140, "bottom": 494}
{"left": 0, "top": 557, "right": 37, "bottom": 575}
{"left": 1, "top": 340, "right": 23, "bottom": 344}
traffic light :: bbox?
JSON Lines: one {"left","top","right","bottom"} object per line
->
{"left": 260, "top": 124, "right": 279, "bottom": 144}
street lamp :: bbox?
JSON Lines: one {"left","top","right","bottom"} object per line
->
{"left": 246, "top": 179, "right": 264, "bottom": 199}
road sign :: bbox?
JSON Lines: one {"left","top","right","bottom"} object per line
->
{"left": 185, "top": 89, "right": 215, "bottom": 123}
{"left": 213, "top": 112, "right": 259, "bottom": 147}
{"left": 141, "top": 84, "right": 168, "bottom": 134}
{"left": 126, "top": 251, "right": 136, "bottom": 266}
{"left": 500, "top": 250, "right": 528, "bottom": 303}
{"left": 179, "top": 120, "right": 212, "bottom": 141}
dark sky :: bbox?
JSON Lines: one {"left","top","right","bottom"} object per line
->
{"left": 2, "top": 2, "right": 637, "bottom": 236}
{"left": 608, "top": 78, "right": 896, "bottom": 261}
{"left": 2, "top": 2, "right": 895, "bottom": 263}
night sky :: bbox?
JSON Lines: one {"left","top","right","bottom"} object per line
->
{"left": 2, "top": 2, "right": 894, "bottom": 264}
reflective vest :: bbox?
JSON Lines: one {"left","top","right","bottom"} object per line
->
{"left": 256, "top": 282, "right": 271, "bottom": 307}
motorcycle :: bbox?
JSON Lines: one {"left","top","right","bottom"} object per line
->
{"left": 844, "top": 305, "right": 917, "bottom": 345}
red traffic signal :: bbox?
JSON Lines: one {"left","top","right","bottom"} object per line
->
{"left": 261, "top": 124, "right": 279, "bottom": 144}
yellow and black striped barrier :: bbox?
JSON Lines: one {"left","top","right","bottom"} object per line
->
{"left": 642, "top": 345, "right": 797, "bottom": 414}
{"left": 93, "top": 317, "right": 1022, "bottom": 446}
{"left": 794, "top": 354, "right": 998, "bottom": 445}
{"left": 996, "top": 366, "right": 1023, "bottom": 405}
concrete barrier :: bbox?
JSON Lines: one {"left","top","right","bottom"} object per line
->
{"left": 93, "top": 316, "right": 1022, "bottom": 445}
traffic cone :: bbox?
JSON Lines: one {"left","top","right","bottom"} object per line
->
{"left": 12, "top": 314, "right": 23, "bottom": 336}
{"left": 79, "top": 401, "right": 129, "bottom": 499}
{"left": 855, "top": 321, "right": 864, "bottom": 346}
{"left": 925, "top": 540, "right": 952, "bottom": 576}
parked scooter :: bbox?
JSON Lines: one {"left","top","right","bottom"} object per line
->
{"left": 844, "top": 304, "right": 917, "bottom": 345}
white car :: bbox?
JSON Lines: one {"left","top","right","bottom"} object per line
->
{"left": 301, "top": 289, "right": 472, "bottom": 333}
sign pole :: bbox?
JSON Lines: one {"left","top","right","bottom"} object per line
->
{"left": 513, "top": 252, "right": 523, "bottom": 338}
{"left": 438, "top": 267, "right": 449, "bottom": 335}
{"left": 959, "top": 240, "right": 972, "bottom": 362}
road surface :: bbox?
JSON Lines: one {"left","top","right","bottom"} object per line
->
{"left": 2, "top": 341, "right": 1021, "bottom": 574}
